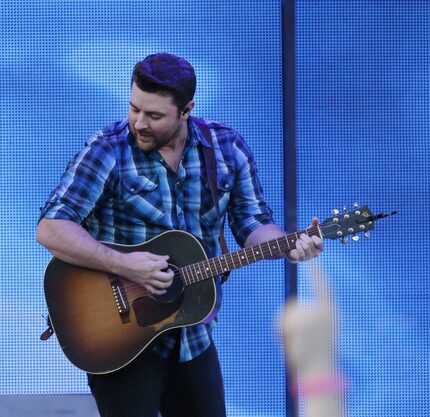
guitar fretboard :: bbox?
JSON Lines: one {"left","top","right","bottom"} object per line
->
{"left": 180, "top": 226, "right": 322, "bottom": 285}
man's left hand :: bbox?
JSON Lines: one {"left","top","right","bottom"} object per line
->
{"left": 287, "top": 217, "right": 323, "bottom": 263}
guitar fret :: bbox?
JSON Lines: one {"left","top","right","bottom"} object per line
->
{"left": 217, "top": 256, "right": 223, "bottom": 273}
{"left": 219, "top": 255, "right": 228, "bottom": 273}
{"left": 180, "top": 268, "right": 187, "bottom": 285}
{"left": 228, "top": 252, "right": 236, "bottom": 269}
{"left": 240, "top": 250, "right": 246, "bottom": 265}
{"left": 192, "top": 262, "right": 200, "bottom": 284}
{"left": 261, "top": 244, "right": 270, "bottom": 258}
{"left": 197, "top": 262, "right": 205, "bottom": 280}
{"left": 256, "top": 244, "right": 263, "bottom": 259}
{"left": 185, "top": 264, "right": 192, "bottom": 284}
{"left": 276, "top": 239, "right": 282, "bottom": 254}
{"left": 233, "top": 252, "right": 239, "bottom": 268}
{"left": 244, "top": 247, "right": 252, "bottom": 263}
{"left": 242, "top": 249, "right": 249, "bottom": 264}
{"left": 288, "top": 234, "right": 297, "bottom": 248}
{"left": 203, "top": 260, "right": 210, "bottom": 278}
{"left": 180, "top": 266, "right": 186, "bottom": 285}
{"left": 185, "top": 265, "right": 192, "bottom": 284}
{"left": 263, "top": 242, "right": 273, "bottom": 257}
{"left": 202, "top": 260, "right": 211, "bottom": 278}
{"left": 209, "top": 258, "right": 218, "bottom": 276}
{"left": 267, "top": 242, "right": 273, "bottom": 257}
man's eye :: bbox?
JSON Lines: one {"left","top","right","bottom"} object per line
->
{"left": 150, "top": 114, "right": 162, "bottom": 120}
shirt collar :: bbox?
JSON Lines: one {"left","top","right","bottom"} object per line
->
{"left": 188, "top": 117, "right": 211, "bottom": 148}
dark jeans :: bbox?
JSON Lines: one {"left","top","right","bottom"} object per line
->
{"left": 87, "top": 338, "right": 226, "bottom": 417}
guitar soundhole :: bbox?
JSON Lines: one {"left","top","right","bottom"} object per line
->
{"left": 132, "top": 264, "right": 184, "bottom": 328}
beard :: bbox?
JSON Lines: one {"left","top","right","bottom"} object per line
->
{"left": 130, "top": 122, "right": 183, "bottom": 152}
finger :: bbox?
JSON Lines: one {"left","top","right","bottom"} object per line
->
{"left": 151, "top": 269, "right": 175, "bottom": 283}
{"left": 298, "top": 234, "right": 313, "bottom": 245}
{"left": 151, "top": 258, "right": 170, "bottom": 271}
{"left": 287, "top": 250, "right": 300, "bottom": 263}
{"left": 311, "top": 235, "right": 324, "bottom": 251}
{"left": 310, "top": 217, "right": 320, "bottom": 226}
{"left": 147, "top": 253, "right": 169, "bottom": 262}
{"left": 294, "top": 240, "right": 307, "bottom": 260}
{"left": 148, "top": 279, "right": 173, "bottom": 290}
{"left": 300, "top": 234, "right": 323, "bottom": 256}
{"left": 145, "top": 283, "right": 167, "bottom": 296}
{"left": 147, "top": 274, "right": 173, "bottom": 290}
{"left": 143, "top": 251, "right": 168, "bottom": 260}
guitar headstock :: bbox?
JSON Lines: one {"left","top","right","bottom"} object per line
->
{"left": 320, "top": 204, "right": 376, "bottom": 243}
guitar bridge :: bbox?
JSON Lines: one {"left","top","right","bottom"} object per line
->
{"left": 109, "top": 274, "right": 130, "bottom": 324}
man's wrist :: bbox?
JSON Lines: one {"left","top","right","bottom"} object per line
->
{"left": 105, "top": 246, "right": 127, "bottom": 276}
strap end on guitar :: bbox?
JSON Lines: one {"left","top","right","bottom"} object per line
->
{"left": 40, "top": 316, "right": 54, "bottom": 341}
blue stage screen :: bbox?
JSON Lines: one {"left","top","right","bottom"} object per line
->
{"left": 296, "top": 2, "right": 429, "bottom": 416}
{"left": 0, "top": 1, "right": 286, "bottom": 416}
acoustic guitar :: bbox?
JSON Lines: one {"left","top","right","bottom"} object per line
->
{"left": 43, "top": 205, "right": 392, "bottom": 374}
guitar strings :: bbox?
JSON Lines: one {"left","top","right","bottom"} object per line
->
{"left": 78, "top": 225, "right": 325, "bottom": 304}
{"left": 117, "top": 224, "right": 323, "bottom": 297}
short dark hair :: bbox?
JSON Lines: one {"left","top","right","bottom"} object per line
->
{"left": 131, "top": 53, "right": 196, "bottom": 110}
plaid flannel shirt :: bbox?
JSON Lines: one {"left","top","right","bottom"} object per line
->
{"left": 40, "top": 117, "right": 274, "bottom": 362}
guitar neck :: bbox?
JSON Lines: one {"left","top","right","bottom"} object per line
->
{"left": 180, "top": 226, "right": 322, "bottom": 286}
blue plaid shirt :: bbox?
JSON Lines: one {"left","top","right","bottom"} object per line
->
{"left": 40, "top": 117, "right": 274, "bottom": 362}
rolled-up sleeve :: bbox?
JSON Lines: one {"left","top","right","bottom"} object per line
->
{"left": 39, "top": 136, "right": 117, "bottom": 224}
{"left": 227, "top": 134, "right": 275, "bottom": 247}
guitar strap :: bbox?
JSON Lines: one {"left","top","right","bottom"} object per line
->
{"left": 192, "top": 117, "right": 230, "bottom": 283}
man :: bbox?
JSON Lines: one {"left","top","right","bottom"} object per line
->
{"left": 36, "top": 52, "right": 323, "bottom": 417}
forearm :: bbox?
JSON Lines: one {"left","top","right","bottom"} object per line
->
{"left": 244, "top": 224, "right": 286, "bottom": 247}
{"left": 244, "top": 224, "right": 287, "bottom": 259}
{"left": 36, "top": 218, "right": 125, "bottom": 275}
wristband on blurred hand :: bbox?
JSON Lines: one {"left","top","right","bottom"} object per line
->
{"left": 291, "top": 374, "right": 348, "bottom": 397}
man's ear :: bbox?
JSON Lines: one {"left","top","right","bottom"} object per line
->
{"left": 181, "top": 101, "right": 195, "bottom": 119}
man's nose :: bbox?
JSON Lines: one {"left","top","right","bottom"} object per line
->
{"left": 135, "top": 115, "right": 148, "bottom": 130}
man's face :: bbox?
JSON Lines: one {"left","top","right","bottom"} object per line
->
{"left": 128, "top": 82, "right": 188, "bottom": 152}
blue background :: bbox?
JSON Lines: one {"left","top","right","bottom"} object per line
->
{"left": 1, "top": 1, "right": 429, "bottom": 417}
{"left": 0, "top": 1, "right": 285, "bottom": 417}
{"left": 296, "top": 2, "right": 429, "bottom": 416}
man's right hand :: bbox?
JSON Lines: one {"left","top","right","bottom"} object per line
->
{"left": 36, "top": 219, "right": 174, "bottom": 296}
{"left": 119, "top": 252, "right": 175, "bottom": 296}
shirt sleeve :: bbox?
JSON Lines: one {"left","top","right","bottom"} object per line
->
{"left": 39, "top": 136, "right": 117, "bottom": 224}
{"left": 227, "top": 133, "right": 275, "bottom": 247}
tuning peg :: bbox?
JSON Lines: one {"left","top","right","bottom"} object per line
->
{"left": 340, "top": 237, "right": 349, "bottom": 244}
{"left": 364, "top": 231, "right": 371, "bottom": 238}
{"left": 331, "top": 209, "right": 340, "bottom": 216}
{"left": 353, "top": 202, "right": 360, "bottom": 208}
{"left": 352, "top": 235, "right": 360, "bottom": 242}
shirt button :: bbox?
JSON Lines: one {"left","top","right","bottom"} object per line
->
{"left": 130, "top": 187, "right": 135, "bottom": 192}
{"left": 224, "top": 183, "right": 230, "bottom": 189}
